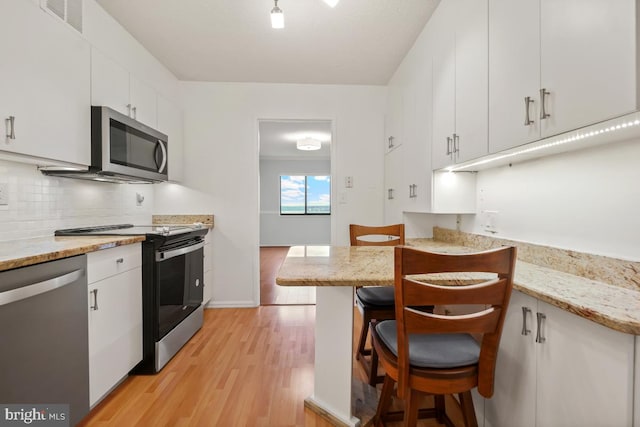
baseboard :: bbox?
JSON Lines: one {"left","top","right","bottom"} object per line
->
{"left": 205, "top": 300, "right": 259, "bottom": 308}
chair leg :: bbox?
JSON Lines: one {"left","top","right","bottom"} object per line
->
{"left": 369, "top": 345, "right": 380, "bottom": 386}
{"left": 375, "top": 375, "right": 395, "bottom": 426}
{"left": 403, "top": 388, "right": 421, "bottom": 427}
{"left": 458, "top": 391, "right": 478, "bottom": 427}
{"left": 356, "top": 313, "right": 371, "bottom": 360}
{"left": 434, "top": 394, "right": 445, "bottom": 424}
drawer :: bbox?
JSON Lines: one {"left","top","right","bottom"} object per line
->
{"left": 87, "top": 243, "right": 142, "bottom": 284}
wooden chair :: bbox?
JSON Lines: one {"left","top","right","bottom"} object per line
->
{"left": 351, "top": 223, "right": 404, "bottom": 386}
{"left": 371, "top": 245, "right": 517, "bottom": 426}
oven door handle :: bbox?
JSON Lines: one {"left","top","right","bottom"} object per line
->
{"left": 156, "top": 241, "right": 204, "bottom": 262}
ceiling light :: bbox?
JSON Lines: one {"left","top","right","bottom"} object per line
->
{"left": 296, "top": 137, "right": 322, "bottom": 151}
{"left": 271, "top": 0, "right": 284, "bottom": 29}
{"left": 323, "top": 0, "right": 340, "bottom": 7}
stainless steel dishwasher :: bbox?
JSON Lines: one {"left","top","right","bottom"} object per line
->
{"left": 0, "top": 255, "right": 90, "bottom": 426}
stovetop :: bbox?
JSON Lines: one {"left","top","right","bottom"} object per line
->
{"left": 55, "top": 224, "right": 200, "bottom": 237}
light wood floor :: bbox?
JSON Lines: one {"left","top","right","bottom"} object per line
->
{"left": 79, "top": 305, "right": 466, "bottom": 427}
{"left": 260, "top": 246, "right": 316, "bottom": 306}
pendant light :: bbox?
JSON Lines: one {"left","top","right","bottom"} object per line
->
{"left": 271, "top": 0, "right": 284, "bottom": 29}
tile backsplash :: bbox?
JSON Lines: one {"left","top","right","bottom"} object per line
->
{"left": 0, "top": 159, "right": 154, "bottom": 241}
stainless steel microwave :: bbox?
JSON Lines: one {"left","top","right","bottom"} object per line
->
{"left": 41, "top": 106, "right": 168, "bottom": 183}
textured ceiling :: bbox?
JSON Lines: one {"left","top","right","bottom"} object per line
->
{"left": 95, "top": 0, "right": 440, "bottom": 85}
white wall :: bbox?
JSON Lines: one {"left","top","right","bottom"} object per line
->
{"left": 260, "top": 158, "right": 331, "bottom": 246}
{"left": 171, "top": 82, "right": 386, "bottom": 307}
{"left": 0, "top": 159, "right": 154, "bottom": 241}
{"left": 433, "top": 137, "right": 640, "bottom": 261}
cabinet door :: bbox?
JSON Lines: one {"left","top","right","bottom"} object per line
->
{"left": 157, "top": 95, "right": 184, "bottom": 182}
{"left": 431, "top": 23, "right": 456, "bottom": 169}
{"left": 454, "top": 0, "right": 488, "bottom": 163}
{"left": 488, "top": 0, "right": 540, "bottom": 154}
{"left": 385, "top": 86, "right": 403, "bottom": 153}
{"left": 403, "top": 63, "right": 432, "bottom": 213}
{"left": 540, "top": 0, "right": 636, "bottom": 138}
{"left": 88, "top": 267, "right": 142, "bottom": 406}
{"left": 0, "top": 0, "right": 90, "bottom": 165}
{"left": 484, "top": 290, "right": 536, "bottom": 427}
{"left": 203, "top": 241, "right": 213, "bottom": 305}
{"left": 90, "top": 48, "right": 130, "bottom": 117}
{"left": 130, "top": 75, "right": 157, "bottom": 128}
{"left": 383, "top": 147, "right": 403, "bottom": 224}
{"left": 536, "top": 301, "right": 634, "bottom": 427}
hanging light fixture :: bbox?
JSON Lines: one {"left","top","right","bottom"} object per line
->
{"left": 296, "top": 137, "right": 322, "bottom": 151}
{"left": 271, "top": 0, "right": 284, "bottom": 29}
{"left": 323, "top": 0, "right": 340, "bottom": 7}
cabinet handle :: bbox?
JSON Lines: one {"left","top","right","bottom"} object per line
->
{"left": 388, "top": 188, "right": 394, "bottom": 200}
{"left": 539, "top": 88, "right": 550, "bottom": 120}
{"left": 90, "top": 289, "right": 99, "bottom": 311}
{"left": 535, "top": 312, "right": 546, "bottom": 343}
{"left": 5, "top": 116, "right": 15, "bottom": 140}
{"left": 126, "top": 103, "right": 132, "bottom": 117}
{"left": 132, "top": 106, "right": 137, "bottom": 120}
{"left": 409, "top": 184, "right": 417, "bottom": 198}
{"left": 116, "top": 258, "right": 124, "bottom": 264}
{"left": 521, "top": 306, "right": 532, "bottom": 335}
{"left": 446, "top": 136, "right": 452, "bottom": 155}
{"left": 524, "top": 96, "right": 535, "bottom": 126}
{"left": 453, "top": 133, "right": 460, "bottom": 154}
{"left": 388, "top": 136, "right": 394, "bottom": 149}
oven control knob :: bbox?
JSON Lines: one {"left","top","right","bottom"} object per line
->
{"left": 195, "top": 279, "right": 200, "bottom": 287}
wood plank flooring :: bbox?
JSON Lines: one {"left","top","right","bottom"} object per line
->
{"left": 260, "top": 246, "right": 315, "bottom": 306}
{"left": 79, "top": 305, "right": 466, "bottom": 427}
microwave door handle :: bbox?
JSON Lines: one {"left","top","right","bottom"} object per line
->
{"left": 155, "top": 140, "right": 168, "bottom": 173}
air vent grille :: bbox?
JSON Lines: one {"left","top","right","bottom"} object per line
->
{"left": 42, "top": 0, "right": 82, "bottom": 33}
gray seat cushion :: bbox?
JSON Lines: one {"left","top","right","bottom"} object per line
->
{"left": 356, "top": 286, "right": 395, "bottom": 307}
{"left": 375, "top": 320, "right": 480, "bottom": 369}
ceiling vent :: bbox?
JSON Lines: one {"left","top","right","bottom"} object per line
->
{"left": 41, "top": 0, "right": 82, "bottom": 33}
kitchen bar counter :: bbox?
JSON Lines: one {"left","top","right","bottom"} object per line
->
{"left": 0, "top": 235, "right": 146, "bottom": 272}
{"left": 276, "top": 239, "right": 640, "bottom": 335}
{"left": 275, "top": 239, "right": 640, "bottom": 426}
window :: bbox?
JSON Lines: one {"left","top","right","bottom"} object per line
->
{"left": 280, "top": 175, "right": 331, "bottom": 215}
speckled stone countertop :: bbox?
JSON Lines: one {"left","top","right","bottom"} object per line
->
{"left": 276, "top": 239, "right": 640, "bottom": 335}
{"left": 0, "top": 235, "right": 145, "bottom": 272}
{"left": 152, "top": 214, "right": 214, "bottom": 228}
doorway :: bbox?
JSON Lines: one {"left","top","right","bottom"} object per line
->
{"left": 258, "top": 119, "right": 332, "bottom": 305}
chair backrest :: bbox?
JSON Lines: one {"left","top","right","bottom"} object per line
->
{"left": 393, "top": 245, "right": 517, "bottom": 398}
{"left": 349, "top": 224, "right": 405, "bottom": 246}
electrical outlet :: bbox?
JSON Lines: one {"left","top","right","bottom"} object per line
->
{"left": 0, "top": 183, "right": 8, "bottom": 206}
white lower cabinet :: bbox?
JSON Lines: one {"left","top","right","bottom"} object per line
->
{"left": 485, "top": 290, "right": 634, "bottom": 427}
{"left": 87, "top": 244, "right": 142, "bottom": 407}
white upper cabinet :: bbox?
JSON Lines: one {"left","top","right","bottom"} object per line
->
{"left": 489, "top": 0, "right": 637, "bottom": 153}
{"left": 0, "top": 0, "right": 90, "bottom": 166}
{"left": 384, "top": 86, "right": 403, "bottom": 153}
{"left": 432, "top": 0, "right": 489, "bottom": 169}
{"left": 156, "top": 95, "right": 184, "bottom": 182}
{"left": 91, "top": 48, "right": 157, "bottom": 128}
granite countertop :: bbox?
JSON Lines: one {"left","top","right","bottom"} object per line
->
{"left": 276, "top": 239, "right": 640, "bottom": 335}
{"left": 0, "top": 235, "right": 146, "bottom": 272}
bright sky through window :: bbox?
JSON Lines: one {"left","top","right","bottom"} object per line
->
{"left": 280, "top": 175, "right": 331, "bottom": 214}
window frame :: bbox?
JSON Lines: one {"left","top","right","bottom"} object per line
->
{"left": 279, "top": 175, "right": 331, "bottom": 216}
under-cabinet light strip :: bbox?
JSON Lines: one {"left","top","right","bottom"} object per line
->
{"left": 447, "top": 118, "right": 640, "bottom": 172}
